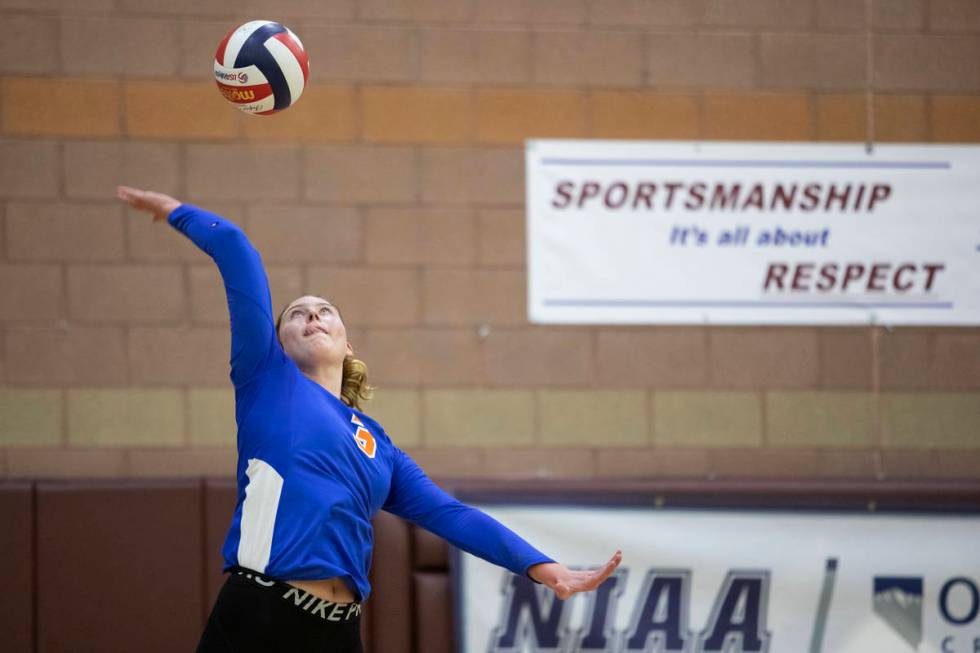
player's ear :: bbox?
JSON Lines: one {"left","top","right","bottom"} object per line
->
{"left": 346, "top": 341, "right": 354, "bottom": 357}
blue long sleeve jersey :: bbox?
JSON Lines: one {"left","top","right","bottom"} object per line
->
{"left": 169, "top": 205, "right": 553, "bottom": 600}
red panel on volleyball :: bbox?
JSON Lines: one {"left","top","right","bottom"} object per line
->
{"left": 273, "top": 31, "right": 309, "bottom": 82}
{"left": 216, "top": 82, "right": 273, "bottom": 105}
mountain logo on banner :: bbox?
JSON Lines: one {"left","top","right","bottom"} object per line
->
{"left": 873, "top": 576, "right": 923, "bottom": 649}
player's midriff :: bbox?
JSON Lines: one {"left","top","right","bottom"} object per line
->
{"left": 287, "top": 577, "right": 357, "bottom": 603}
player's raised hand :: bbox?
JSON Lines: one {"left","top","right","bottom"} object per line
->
{"left": 116, "top": 185, "right": 181, "bottom": 222}
{"left": 529, "top": 550, "right": 622, "bottom": 601}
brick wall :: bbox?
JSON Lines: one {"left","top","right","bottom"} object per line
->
{"left": 0, "top": 0, "right": 977, "bottom": 481}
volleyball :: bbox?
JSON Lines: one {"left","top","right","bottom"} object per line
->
{"left": 213, "top": 20, "right": 309, "bottom": 116}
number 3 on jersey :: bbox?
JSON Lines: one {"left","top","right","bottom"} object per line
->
{"left": 350, "top": 415, "right": 376, "bottom": 459}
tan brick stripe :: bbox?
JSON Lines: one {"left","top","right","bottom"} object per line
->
{"left": 4, "top": 388, "right": 976, "bottom": 453}
{"left": 2, "top": 445, "right": 979, "bottom": 481}
{"left": 4, "top": 78, "right": 978, "bottom": 143}
{"left": 67, "top": 388, "right": 184, "bottom": 447}
{"left": 2, "top": 78, "right": 120, "bottom": 137}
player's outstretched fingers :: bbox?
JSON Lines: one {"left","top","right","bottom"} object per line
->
{"left": 573, "top": 550, "right": 622, "bottom": 595}
{"left": 116, "top": 185, "right": 181, "bottom": 222}
{"left": 595, "top": 550, "right": 623, "bottom": 583}
{"left": 116, "top": 185, "right": 146, "bottom": 209}
{"left": 529, "top": 551, "right": 623, "bottom": 601}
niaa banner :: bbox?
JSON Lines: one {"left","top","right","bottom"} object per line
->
{"left": 456, "top": 505, "right": 980, "bottom": 653}
{"left": 526, "top": 141, "right": 980, "bottom": 325}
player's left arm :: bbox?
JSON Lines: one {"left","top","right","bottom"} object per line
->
{"left": 382, "top": 447, "right": 621, "bottom": 600}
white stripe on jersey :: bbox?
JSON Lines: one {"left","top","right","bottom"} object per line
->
{"left": 237, "top": 457, "right": 284, "bottom": 573}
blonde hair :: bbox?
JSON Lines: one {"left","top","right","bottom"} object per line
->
{"left": 341, "top": 355, "right": 374, "bottom": 411}
{"left": 276, "top": 298, "right": 374, "bottom": 411}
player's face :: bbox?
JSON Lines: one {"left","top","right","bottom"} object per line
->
{"left": 277, "top": 295, "right": 352, "bottom": 369}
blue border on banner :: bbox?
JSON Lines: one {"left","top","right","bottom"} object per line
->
{"left": 450, "top": 489, "right": 980, "bottom": 653}
{"left": 542, "top": 299, "right": 955, "bottom": 309}
{"left": 540, "top": 158, "right": 952, "bottom": 170}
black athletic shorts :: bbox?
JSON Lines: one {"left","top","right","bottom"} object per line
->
{"left": 196, "top": 567, "right": 363, "bottom": 653}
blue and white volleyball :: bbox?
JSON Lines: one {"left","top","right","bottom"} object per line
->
{"left": 214, "top": 20, "right": 309, "bottom": 116}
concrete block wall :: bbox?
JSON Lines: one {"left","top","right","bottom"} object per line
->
{"left": 0, "top": 0, "right": 978, "bottom": 482}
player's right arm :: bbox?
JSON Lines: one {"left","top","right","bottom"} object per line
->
{"left": 116, "top": 186, "right": 285, "bottom": 387}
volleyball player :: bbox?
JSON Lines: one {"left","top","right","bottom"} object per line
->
{"left": 116, "top": 186, "right": 622, "bottom": 653}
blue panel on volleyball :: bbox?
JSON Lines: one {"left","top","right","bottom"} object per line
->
{"left": 235, "top": 22, "right": 292, "bottom": 111}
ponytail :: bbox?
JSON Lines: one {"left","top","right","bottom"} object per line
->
{"left": 341, "top": 355, "right": 374, "bottom": 411}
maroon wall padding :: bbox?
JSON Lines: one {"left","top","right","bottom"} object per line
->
{"left": 0, "top": 484, "right": 34, "bottom": 653}
{"left": 412, "top": 526, "right": 448, "bottom": 570}
{"left": 413, "top": 571, "right": 454, "bottom": 653}
{"left": 412, "top": 528, "right": 455, "bottom": 653}
{"left": 10, "top": 477, "right": 970, "bottom": 652}
{"left": 368, "top": 511, "right": 413, "bottom": 653}
{"left": 36, "top": 482, "right": 204, "bottom": 653}
{"left": 411, "top": 527, "right": 453, "bottom": 652}
{"left": 203, "top": 479, "right": 236, "bottom": 612}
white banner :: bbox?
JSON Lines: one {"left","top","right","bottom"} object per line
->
{"left": 525, "top": 140, "right": 980, "bottom": 325}
{"left": 458, "top": 504, "right": 980, "bottom": 653}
